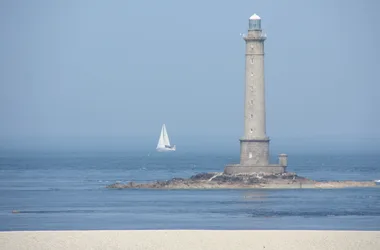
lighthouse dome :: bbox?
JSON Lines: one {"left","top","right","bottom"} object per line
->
{"left": 249, "top": 13, "right": 262, "bottom": 30}
{"left": 249, "top": 14, "right": 261, "bottom": 20}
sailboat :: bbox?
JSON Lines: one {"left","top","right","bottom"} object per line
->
{"left": 156, "top": 124, "right": 176, "bottom": 152}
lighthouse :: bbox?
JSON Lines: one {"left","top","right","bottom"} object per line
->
{"left": 224, "top": 14, "right": 287, "bottom": 175}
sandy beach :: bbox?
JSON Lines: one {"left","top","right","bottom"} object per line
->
{"left": 1, "top": 230, "right": 379, "bottom": 250}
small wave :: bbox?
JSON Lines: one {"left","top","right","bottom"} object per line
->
{"left": 84, "top": 179, "right": 110, "bottom": 183}
{"left": 12, "top": 209, "right": 97, "bottom": 214}
{"left": 97, "top": 180, "right": 110, "bottom": 183}
{"left": 246, "top": 210, "right": 380, "bottom": 218}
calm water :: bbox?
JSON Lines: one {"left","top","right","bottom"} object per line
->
{"left": 0, "top": 151, "right": 380, "bottom": 231}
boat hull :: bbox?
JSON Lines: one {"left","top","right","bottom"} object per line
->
{"left": 156, "top": 146, "right": 176, "bottom": 152}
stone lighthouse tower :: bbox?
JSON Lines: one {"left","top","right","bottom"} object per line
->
{"left": 224, "top": 14, "right": 287, "bottom": 175}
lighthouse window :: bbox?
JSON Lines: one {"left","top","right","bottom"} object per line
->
{"left": 251, "top": 72, "right": 254, "bottom": 76}
{"left": 250, "top": 58, "right": 254, "bottom": 64}
{"left": 250, "top": 100, "right": 253, "bottom": 105}
{"left": 249, "top": 152, "right": 253, "bottom": 158}
{"left": 250, "top": 114, "right": 253, "bottom": 118}
{"left": 250, "top": 129, "right": 253, "bottom": 133}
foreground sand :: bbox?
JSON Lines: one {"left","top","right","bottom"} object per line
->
{"left": 1, "top": 230, "right": 380, "bottom": 250}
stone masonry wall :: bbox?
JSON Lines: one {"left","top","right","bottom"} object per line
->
{"left": 240, "top": 140, "right": 269, "bottom": 166}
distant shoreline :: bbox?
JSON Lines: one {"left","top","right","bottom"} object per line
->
{"left": 106, "top": 172, "right": 377, "bottom": 190}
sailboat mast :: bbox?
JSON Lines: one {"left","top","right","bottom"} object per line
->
{"left": 163, "top": 124, "right": 170, "bottom": 146}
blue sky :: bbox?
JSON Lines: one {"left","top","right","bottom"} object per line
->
{"left": 0, "top": 0, "right": 379, "bottom": 151}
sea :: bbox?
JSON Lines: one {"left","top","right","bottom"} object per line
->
{"left": 0, "top": 150, "right": 380, "bottom": 231}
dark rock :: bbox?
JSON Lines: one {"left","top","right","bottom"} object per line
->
{"left": 280, "top": 173, "right": 298, "bottom": 179}
{"left": 263, "top": 174, "right": 278, "bottom": 179}
{"left": 190, "top": 172, "right": 215, "bottom": 181}
{"left": 247, "top": 177, "right": 262, "bottom": 184}
{"left": 151, "top": 181, "right": 167, "bottom": 188}
{"left": 213, "top": 175, "right": 243, "bottom": 183}
{"left": 128, "top": 182, "right": 136, "bottom": 187}
{"left": 106, "top": 183, "right": 126, "bottom": 189}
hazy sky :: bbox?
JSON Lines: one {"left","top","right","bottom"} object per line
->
{"left": 0, "top": 0, "right": 379, "bottom": 151}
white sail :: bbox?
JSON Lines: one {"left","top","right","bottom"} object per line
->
{"left": 157, "top": 125, "right": 166, "bottom": 148}
{"left": 162, "top": 124, "right": 171, "bottom": 146}
{"left": 156, "top": 124, "right": 176, "bottom": 152}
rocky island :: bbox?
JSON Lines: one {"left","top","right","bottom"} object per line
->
{"left": 106, "top": 172, "right": 377, "bottom": 190}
